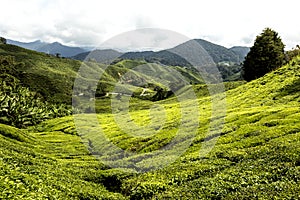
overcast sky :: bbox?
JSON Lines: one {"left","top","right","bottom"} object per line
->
{"left": 1, "top": 0, "right": 299, "bottom": 50}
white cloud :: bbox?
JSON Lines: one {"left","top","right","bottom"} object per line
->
{"left": 0, "top": 0, "right": 300, "bottom": 49}
{"left": 100, "top": 28, "right": 190, "bottom": 51}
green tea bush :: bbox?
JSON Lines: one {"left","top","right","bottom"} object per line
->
{"left": 123, "top": 180, "right": 167, "bottom": 199}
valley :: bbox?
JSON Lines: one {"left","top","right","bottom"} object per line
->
{"left": 0, "top": 37, "right": 299, "bottom": 199}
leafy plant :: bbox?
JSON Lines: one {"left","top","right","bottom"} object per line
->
{"left": 0, "top": 82, "right": 71, "bottom": 128}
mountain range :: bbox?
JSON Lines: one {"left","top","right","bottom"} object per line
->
{"left": 7, "top": 39, "right": 87, "bottom": 57}
{"left": 73, "top": 39, "right": 250, "bottom": 66}
{"left": 7, "top": 38, "right": 250, "bottom": 65}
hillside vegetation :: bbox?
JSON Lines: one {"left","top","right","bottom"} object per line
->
{"left": 0, "top": 44, "right": 204, "bottom": 104}
{"left": 0, "top": 44, "right": 82, "bottom": 104}
{"left": 1, "top": 53, "right": 300, "bottom": 199}
{"left": 73, "top": 39, "right": 249, "bottom": 81}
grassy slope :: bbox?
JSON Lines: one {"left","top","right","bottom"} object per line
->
{"left": 0, "top": 44, "right": 204, "bottom": 106}
{"left": 0, "top": 44, "right": 82, "bottom": 104}
{"left": 1, "top": 55, "right": 300, "bottom": 199}
{"left": 0, "top": 124, "right": 127, "bottom": 199}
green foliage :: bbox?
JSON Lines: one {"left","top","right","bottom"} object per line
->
{"left": 286, "top": 45, "right": 300, "bottom": 62}
{"left": 243, "top": 28, "right": 285, "bottom": 81}
{"left": 217, "top": 62, "right": 243, "bottom": 81}
{"left": 1, "top": 43, "right": 300, "bottom": 199}
{"left": 115, "top": 59, "right": 147, "bottom": 69}
{"left": 0, "top": 124, "right": 32, "bottom": 142}
{"left": 0, "top": 55, "right": 72, "bottom": 128}
{"left": 0, "top": 83, "right": 71, "bottom": 128}
{"left": 70, "top": 56, "right": 300, "bottom": 198}
{"left": 0, "top": 45, "right": 83, "bottom": 104}
{"left": 122, "top": 180, "right": 167, "bottom": 199}
{"left": 151, "top": 86, "right": 172, "bottom": 101}
{"left": 0, "top": 37, "right": 6, "bottom": 44}
{"left": 0, "top": 124, "right": 125, "bottom": 199}
{"left": 0, "top": 44, "right": 206, "bottom": 109}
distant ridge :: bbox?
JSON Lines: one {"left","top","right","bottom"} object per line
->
{"left": 73, "top": 39, "right": 249, "bottom": 66}
{"left": 72, "top": 49, "right": 122, "bottom": 63}
{"left": 229, "top": 46, "right": 250, "bottom": 62}
{"left": 6, "top": 37, "right": 250, "bottom": 81}
{"left": 7, "top": 39, "right": 87, "bottom": 57}
{"left": 69, "top": 39, "right": 249, "bottom": 81}
{"left": 7, "top": 38, "right": 249, "bottom": 65}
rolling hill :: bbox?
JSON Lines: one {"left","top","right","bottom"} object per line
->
{"left": 72, "top": 39, "right": 249, "bottom": 81}
{"left": 0, "top": 43, "right": 205, "bottom": 106}
{"left": 0, "top": 42, "right": 299, "bottom": 199}
{"left": 7, "top": 37, "right": 249, "bottom": 82}
{"left": 0, "top": 43, "right": 83, "bottom": 104}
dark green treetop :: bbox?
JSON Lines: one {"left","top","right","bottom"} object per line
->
{"left": 0, "top": 37, "right": 7, "bottom": 44}
{"left": 242, "top": 28, "right": 285, "bottom": 81}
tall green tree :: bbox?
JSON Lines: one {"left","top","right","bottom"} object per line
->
{"left": 242, "top": 28, "right": 285, "bottom": 81}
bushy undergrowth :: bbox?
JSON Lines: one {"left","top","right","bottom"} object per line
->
{"left": 0, "top": 83, "right": 71, "bottom": 128}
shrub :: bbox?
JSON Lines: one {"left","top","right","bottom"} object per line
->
{"left": 0, "top": 83, "right": 71, "bottom": 128}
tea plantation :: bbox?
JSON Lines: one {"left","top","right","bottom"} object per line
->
{"left": 0, "top": 44, "right": 300, "bottom": 199}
